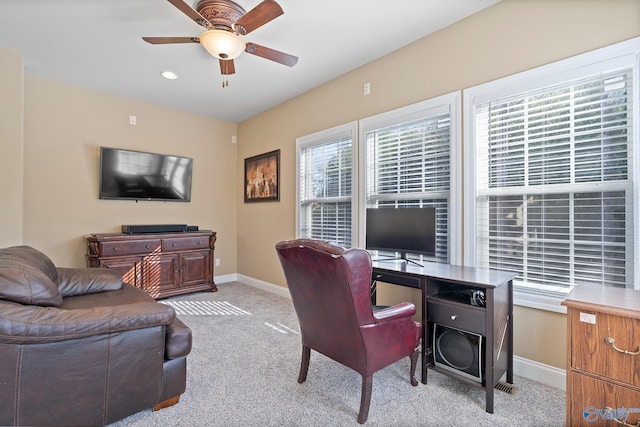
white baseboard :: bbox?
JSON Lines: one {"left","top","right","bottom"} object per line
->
{"left": 234, "top": 274, "right": 566, "bottom": 391}
{"left": 214, "top": 273, "right": 239, "bottom": 285}
{"left": 234, "top": 274, "right": 292, "bottom": 299}
{"left": 513, "top": 355, "right": 566, "bottom": 391}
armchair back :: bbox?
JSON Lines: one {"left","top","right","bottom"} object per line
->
{"left": 276, "top": 239, "right": 374, "bottom": 372}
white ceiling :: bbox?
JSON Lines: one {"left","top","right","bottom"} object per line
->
{"left": 0, "top": 0, "right": 499, "bottom": 122}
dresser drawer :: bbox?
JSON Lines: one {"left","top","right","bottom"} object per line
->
{"left": 427, "top": 298, "right": 486, "bottom": 336}
{"left": 570, "top": 309, "right": 640, "bottom": 386}
{"left": 162, "top": 236, "right": 209, "bottom": 252}
{"left": 569, "top": 372, "right": 640, "bottom": 426}
{"left": 99, "top": 239, "right": 161, "bottom": 256}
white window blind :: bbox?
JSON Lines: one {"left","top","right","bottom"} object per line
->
{"left": 474, "top": 68, "right": 635, "bottom": 289}
{"left": 362, "top": 98, "right": 456, "bottom": 264}
{"left": 297, "top": 124, "right": 355, "bottom": 247}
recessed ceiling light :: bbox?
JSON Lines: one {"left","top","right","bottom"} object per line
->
{"left": 162, "top": 71, "right": 178, "bottom": 80}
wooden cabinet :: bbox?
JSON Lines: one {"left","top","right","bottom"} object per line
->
{"left": 86, "top": 231, "right": 217, "bottom": 299}
{"left": 562, "top": 285, "right": 640, "bottom": 426}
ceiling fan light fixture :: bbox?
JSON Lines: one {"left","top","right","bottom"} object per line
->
{"left": 200, "top": 29, "right": 245, "bottom": 60}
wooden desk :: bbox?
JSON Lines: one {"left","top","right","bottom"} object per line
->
{"left": 371, "top": 260, "right": 516, "bottom": 413}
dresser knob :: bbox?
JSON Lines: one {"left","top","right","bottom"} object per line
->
{"left": 450, "top": 315, "right": 457, "bottom": 321}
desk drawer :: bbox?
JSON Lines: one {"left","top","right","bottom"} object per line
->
{"left": 428, "top": 299, "right": 486, "bottom": 336}
{"left": 99, "top": 239, "right": 161, "bottom": 256}
{"left": 372, "top": 271, "right": 421, "bottom": 289}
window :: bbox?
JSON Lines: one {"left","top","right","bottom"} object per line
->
{"left": 465, "top": 38, "right": 639, "bottom": 309}
{"left": 360, "top": 93, "right": 461, "bottom": 264}
{"left": 296, "top": 122, "right": 357, "bottom": 247}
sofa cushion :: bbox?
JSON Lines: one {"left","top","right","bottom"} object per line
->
{"left": 56, "top": 267, "right": 123, "bottom": 297}
{"left": 0, "top": 255, "right": 62, "bottom": 307}
{"left": 0, "top": 245, "right": 59, "bottom": 284}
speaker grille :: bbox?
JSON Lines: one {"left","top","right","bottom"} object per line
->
{"left": 433, "top": 323, "right": 484, "bottom": 383}
{"left": 437, "top": 328, "right": 476, "bottom": 369}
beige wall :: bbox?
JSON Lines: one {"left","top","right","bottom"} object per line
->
{"left": 0, "top": 46, "right": 24, "bottom": 247}
{"left": 0, "top": 56, "right": 239, "bottom": 272}
{"left": 22, "top": 77, "right": 239, "bottom": 270}
{"left": 236, "top": 0, "right": 640, "bottom": 369}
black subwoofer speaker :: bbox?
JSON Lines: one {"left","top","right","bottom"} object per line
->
{"left": 433, "top": 323, "right": 485, "bottom": 384}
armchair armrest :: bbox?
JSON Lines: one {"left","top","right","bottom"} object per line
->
{"left": 372, "top": 302, "right": 416, "bottom": 323}
{"left": 0, "top": 299, "right": 175, "bottom": 345}
{"left": 56, "top": 267, "right": 122, "bottom": 297}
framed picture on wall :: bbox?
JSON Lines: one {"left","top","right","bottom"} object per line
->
{"left": 244, "top": 149, "right": 280, "bottom": 203}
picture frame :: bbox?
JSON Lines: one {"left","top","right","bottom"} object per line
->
{"left": 244, "top": 149, "right": 280, "bottom": 203}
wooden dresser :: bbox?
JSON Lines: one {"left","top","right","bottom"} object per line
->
{"left": 86, "top": 230, "right": 217, "bottom": 299}
{"left": 562, "top": 285, "right": 640, "bottom": 426}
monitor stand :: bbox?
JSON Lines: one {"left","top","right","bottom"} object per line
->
{"left": 372, "top": 253, "right": 423, "bottom": 267}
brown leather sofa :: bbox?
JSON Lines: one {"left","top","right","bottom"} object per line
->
{"left": 0, "top": 245, "right": 192, "bottom": 426}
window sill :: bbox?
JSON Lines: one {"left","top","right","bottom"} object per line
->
{"left": 512, "top": 282, "right": 571, "bottom": 314}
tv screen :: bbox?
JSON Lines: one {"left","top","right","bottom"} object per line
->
{"left": 99, "top": 147, "right": 193, "bottom": 202}
{"left": 366, "top": 207, "right": 436, "bottom": 258}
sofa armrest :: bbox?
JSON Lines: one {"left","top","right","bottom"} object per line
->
{"left": 56, "top": 267, "right": 122, "bottom": 297}
{"left": 165, "top": 317, "right": 192, "bottom": 359}
{"left": 0, "top": 299, "right": 175, "bottom": 345}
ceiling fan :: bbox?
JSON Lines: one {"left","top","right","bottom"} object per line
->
{"left": 143, "top": 0, "right": 298, "bottom": 86}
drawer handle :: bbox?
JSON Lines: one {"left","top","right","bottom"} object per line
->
{"left": 172, "top": 243, "right": 177, "bottom": 247}
{"left": 604, "top": 337, "right": 640, "bottom": 355}
{"left": 603, "top": 407, "right": 638, "bottom": 426}
{"left": 450, "top": 315, "right": 457, "bottom": 321}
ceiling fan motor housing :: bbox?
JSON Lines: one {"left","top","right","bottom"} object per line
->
{"left": 195, "top": 0, "right": 247, "bottom": 33}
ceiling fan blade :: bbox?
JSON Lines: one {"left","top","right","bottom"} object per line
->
{"left": 245, "top": 42, "right": 298, "bottom": 67}
{"left": 234, "top": 0, "right": 283, "bottom": 35}
{"left": 167, "top": 0, "right": 211, "bottom": 28}
{"left": 219, "top": 59, "right": 236, "bottom": 75}
{"left": 142, "top": 36, "right": 200, "bottom": 44}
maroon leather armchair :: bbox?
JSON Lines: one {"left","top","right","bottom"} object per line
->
{"left": 275, "top": 239, "right": 422, "bottom": 424}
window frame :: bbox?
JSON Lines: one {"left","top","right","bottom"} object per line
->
{"left": 463, "top": 37, "right": 640, "bottom": 313}
{"left": 295, "top": 121, "right": 358, "bottom": 247}
{"left": 358, "top": 92, "right": 462, "bottom": 265}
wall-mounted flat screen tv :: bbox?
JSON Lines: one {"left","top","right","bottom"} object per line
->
{"left": 99, "top": 146, "right": 193, "bottom": 202}
{"left": 366, "top": 207, "right": 437, "bottom": 261}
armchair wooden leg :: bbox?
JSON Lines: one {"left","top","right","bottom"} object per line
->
{"left": 409, "top": 349, "right": 419, "bottom": 387}
{"left": 298, "top": 345, "right": 311, "bottom": 384}
{"left": 358, "top": 374, "right": 373, "bottom": 424}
